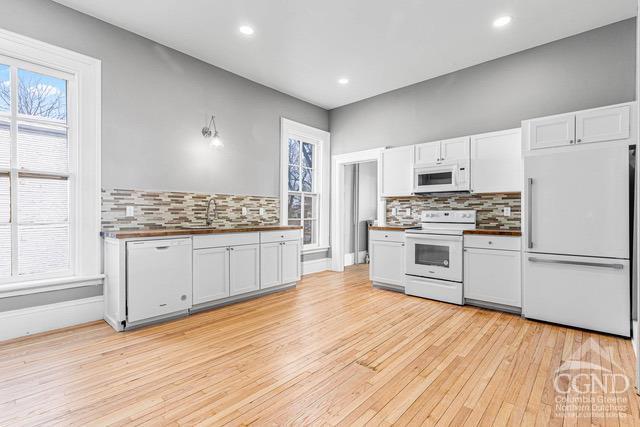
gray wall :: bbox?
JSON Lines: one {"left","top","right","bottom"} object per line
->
{"left": 0, "top": 0, "right": 328, "bottom": 312}
{"left": 329, "top": 19, "right": 636, "bottom": 155}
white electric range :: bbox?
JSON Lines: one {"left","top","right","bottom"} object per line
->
{"left": 404, "top": 210, "right": 476, "bottom": 305}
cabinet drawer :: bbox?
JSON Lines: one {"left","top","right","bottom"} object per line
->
{"left": 193, "top": 232, "right": 259, "bottom": 249}
{"left": 464, "top": 235, "right": 520, "bottom": 251}
{"left": 260, "top": 229, "right": 302, "bottom": 243}
{"left": 369, "top": 230, "right": 405, "bottom": 243}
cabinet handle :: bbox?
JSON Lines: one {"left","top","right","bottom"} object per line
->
{"left": 569, "top": 140, "right": 575, "bottom": 144}
{"left": 577, "top": 139, "right": 582, "bottom": 143}
{"left": 528, "top": 257, "right": 624, "bottom": 270}
{"left": 230, "top": 247, "right": 234, "bottom": 251}
{"left": 155, "top": 246, "right": 170, "bottom": 250}
{"left": 527, "top": 178, "right": 534, "bottom": 249}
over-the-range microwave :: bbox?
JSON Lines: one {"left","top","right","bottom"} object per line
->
{"left": 413, "top": 160, "right": 470, "bottom": 193}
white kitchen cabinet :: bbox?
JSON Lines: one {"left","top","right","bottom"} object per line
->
{"left": 260, "top": 239, "right": 300, "bottom": 289}
{"left": 370, "top": 232, "right": 405, "bottom": 288}
{"left": 229, "top": 244, "right": 260, "bottom": 296}
{"left": 414, "top": 141, "right": 440, "bottom": 164}
{"left": 440, "top": 137, "right": 470, "bottom": 162}
{"left": 527, "top": 113, "right": 575, "bottom": 150}
{"left": 193, "top": 247, "right": 229, "bottom": 304}
{"left": 464, "top": 237, "right": 521, "bottom": 308}
{"left": 470, "top": 128, "right": 522, "bottom": 193}
{"left": 575, "top": 105, "right": 630, "bottom": 145}
{"left": 381, "top": 146, "right": 414, "bottom": 197}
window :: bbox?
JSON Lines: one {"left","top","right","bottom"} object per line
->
{"left": 287, "top": 138, "right": 318, "bottom": 245}
{"left": 0, "top": 28, "right": 101, "bottom": 292}
{"left": 280, "top": 119, "right": 330, "bottom": 252}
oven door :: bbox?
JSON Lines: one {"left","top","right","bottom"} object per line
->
{"left": 413, "top": 164, "right": 458, "bottom": 193}
{"left": 405, "top": 233, "right": 463, "bottom": 282}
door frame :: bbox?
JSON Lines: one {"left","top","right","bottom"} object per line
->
{"left": 331, "top": 148, "right": 385, "bottom": 272}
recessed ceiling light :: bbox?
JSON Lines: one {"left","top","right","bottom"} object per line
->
{"left": 493, "top": 15, "right": 512, "bottom": 28}
{"left": 338, "top": 78, "right": 349, "bottom": 85}
{"left": 239, "top": 25, "right": 255, "bottom": 36}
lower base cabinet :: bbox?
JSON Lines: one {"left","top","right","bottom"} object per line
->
{"left": 193, "top": 246, "right": 229, "bottom": 304}
{"left": 260, "top": 240, "right": 300, "bottom": 289}
{"left": 369, "top": 231, "right": 405, "bottom": 288}
{"left": 229, "top": 244, "right": 260, "bottom": 296}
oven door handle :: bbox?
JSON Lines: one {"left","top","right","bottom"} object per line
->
{"left": 405, "top": 234, "right": 462, "bottom": 243}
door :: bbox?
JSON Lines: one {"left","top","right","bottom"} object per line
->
{"left": 414, "top": 141, "right": 440, "bottom": 164}
{"left": 524, "top": 253, "right": 630, "bottom": 336}
{"left": 528, "top": 113, "right": 575, "bottom": 150}
{"left": 464, "top": 248, "right": 521, "bottom": 307}
{"left": 525, "top": 146, "right": 629, "bottom": 258}
{"left": 229, "top": 244, "right": 260, "bottom": 296}
{"left": 470, "top": 129, "right": 522, "bottom": 193}
{"left": 193, "top": 247, "right": 229, "bottom": 303}
{"left": 440, "top": 137, "right": 469, "bottom": 162}
{"left": 405, "top": 234, "right": 462, "bottom": 282}
{"left": 381, "top": 146, "right": 414, "bottom": 196}
{"left": 260, "top": 242, "right": 282, "bottom": 289}
{"left": 576, "top": 105, "right": 630, "bottom": 145}
{"left": 370, "top": 240, "right": 404, "bottom": 286}
{"left": 126, "top": 239, "right": 192, "bottom": 323}
{"left": 281, "top": 240, "right": 301, "bottom": 284}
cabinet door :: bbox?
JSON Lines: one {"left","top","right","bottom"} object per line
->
{"left": 260, "top": 242, "right": 282, "bottom": 289}
{"left": 470, "top": 129, "right": 522, "bottom": 193}
{"left": 381, "top": 146, "right": 414, "bottom": 197}
{"left": 281, "top": 240, "right": 301, "bottom": 284}
{"left": 229, "top": 244, "right": 260, "bottom": 296}
{"left": 440, "top": 137, "right": 469, "bottom": 161}
{"left": 370, "top": 240, "right": 404, "bottom": 286}
{"left": 464, "top": 248, "right": 521, "bottom": 308}
{"left": 576, "top": 105, "right": 630, "bottom": 145}
{"left": 193, "top": 247, "right": 229, "bottom": 304}
{"left": 414, "top": 141, "right": 440, "bottom": 164}
{"left": 528, "top": 114, "right": 575, "bottom": 150}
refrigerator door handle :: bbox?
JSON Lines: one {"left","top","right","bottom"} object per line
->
{"left": 527, "top": 257, "right": 625, "bottom": 270}
{"left": 527, "top": 178, "right": 533, "bottom": 249}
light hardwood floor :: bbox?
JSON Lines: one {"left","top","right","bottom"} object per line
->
{"left": 1, "top": 265, "right": 639, "bottom": 426}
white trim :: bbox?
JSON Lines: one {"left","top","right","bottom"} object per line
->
{"left": 302, "top": 246, "right": 330, "bottom": 255}
{"left": 0, "top": 296, "right": 104, "bottom": 342}
{"left": 302, "top": 258, "right": 331, "bottom": 275}
{"left": 0, "top": 28, "right": 101, "bottom": 290}
{"left": 0, "top": 275, "right": 104, "bottom": 298}
{"left": 331, "top": 148, "right": 385, "bottom": 272}
{"left": 343, "top": 251, "right": 368, "bottom": 267}
{"left": 280, "top": 118, "right": 330, "bottom": 250}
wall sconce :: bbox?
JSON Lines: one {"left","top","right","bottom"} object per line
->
{"left": 202, "top": 115, "right": 224, "bottom": 148}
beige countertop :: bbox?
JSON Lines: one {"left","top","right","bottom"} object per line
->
{"left": 101, "top": 225, "right": 303, "bottom": 239}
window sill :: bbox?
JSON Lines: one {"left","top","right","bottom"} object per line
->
{"left": 0, "top": 275, "right": 105, "bottom": 298}
{"left": 302, "top": 246, "right": 330, "bottom": 255}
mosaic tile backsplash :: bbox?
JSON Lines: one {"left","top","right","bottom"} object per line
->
{"left": 385, "top": 192, "right": 521, "bottom": 230}
{"left": 102, "top": 188, "right": 279, "bottom": 231}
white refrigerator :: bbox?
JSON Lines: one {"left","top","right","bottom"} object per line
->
{"left": 523, "top": 145, "right": 631, "bottom": 337}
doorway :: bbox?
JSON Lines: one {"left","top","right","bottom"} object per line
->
{"left": 343, "top": 161, "right": 378, "bottom": 266}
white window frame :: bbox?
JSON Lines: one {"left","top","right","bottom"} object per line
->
{"left": 0, "top": 28, "right": 102, "bottom": 296}
{"left": 280, "top": 118, "right": 330, "bottom": 253}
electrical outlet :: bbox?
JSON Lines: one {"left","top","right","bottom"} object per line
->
{"left": 503, "top": 207, "right": 511, "bottom": 217}
{"left": 259, "top": 208, "right": 265, "bottom": 216}
{"left": 405, "top": 208, "right": 411, "bottom": 216}
{"left": 125, "top": 206, "right": 135, "bottom": 217}
{"left": 241, "top": 207, "right": 247, "bottom": 216}
{"left": 391, "top": 208, "right": 398, "bottom": 216}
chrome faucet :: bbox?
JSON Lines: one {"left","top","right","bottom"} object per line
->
{"left": 206, "top": 197, "right": 217, "bottom": 226}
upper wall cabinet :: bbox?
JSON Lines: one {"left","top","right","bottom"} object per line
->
{"left": 381, "top": 145, "right": 414, "bottom": 197}
{"left": 525, "top": 104, "right": 631, "bottom": 152}
{"left": 470, "top": 128, "right": 522, "bottom": 193}
{"left": 414, "top": 137, "right": 470, "bottom": 165}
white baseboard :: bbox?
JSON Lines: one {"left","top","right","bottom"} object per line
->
{"left": 302, "top": 258, "right": 331, "bottom": 275}
{"left": 344, "top": 251, "right": 367, "bottom": 267}
{"left": 0, "top": 296, "right": 104, "bottom": 342}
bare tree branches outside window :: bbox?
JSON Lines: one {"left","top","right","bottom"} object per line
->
{"left": 0, "top": 69, "right": 67, "bottom": 122}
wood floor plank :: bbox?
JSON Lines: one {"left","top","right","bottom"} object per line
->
{"left": 0, "top": 265, "right": 637, "bottom": 426}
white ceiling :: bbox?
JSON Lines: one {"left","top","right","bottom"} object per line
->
{"left": 52, "top": 0, "right": 637, "bottom": 109}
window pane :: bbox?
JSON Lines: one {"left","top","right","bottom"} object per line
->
{"left": 0, "top": 224, "right": 9, "bottom": 278}
{"left": 288, "top": 166, "right": 300, "bottom": 191}
{"left": 304, "top": 195, "right": 316, "bottom": 219}
{"left": 18, "top": 69, "right": 67, "bottom": 122}
{"left": 0, "top": 119, "right": 9, "bottom": 169}
{"left": 18, "top": 122, "right": 68, "bottom": 173}
{"left": 288, "top": 194, "right": 301, "bottom": 219}
{"left": 288, "top": 138, "right": 300, "bottom": 165}
{"left": 303, "top": 220, "right": 316, "bottom": 245}
{"left": 0, "top": 174, "right": 9, "bottom": 223}
{"left": 18, "top": 176, "right": 68, "bottom": 223}
{"left": 302, "top": 142, "right": 313, "bottom": 168}
{"left": 0, "top": 64, "right": 9, "bottom": 113}
{"left": 288, "top": 219, "right": 300, "bottom": 226}
{"left": 18, "top": 224, "right": 69, "bottom": 275}
{"left": 302, "top": 168, "right": 313, "bottom": 192}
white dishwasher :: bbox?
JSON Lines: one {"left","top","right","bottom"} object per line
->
{"left": 126, "top": 238, "right": 193, "bottom": 323}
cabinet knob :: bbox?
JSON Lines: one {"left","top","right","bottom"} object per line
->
{"left": 488, "top": 241, "right": 493, "bottom": 245}
{"left": 577, "top": 139, "right": 582, "bottom": 143}
{"left": 569, "top": 140, "right": 575, "bottom": 144}
{"left": 385, "top": 234, "right": 389, "bottom": 238}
